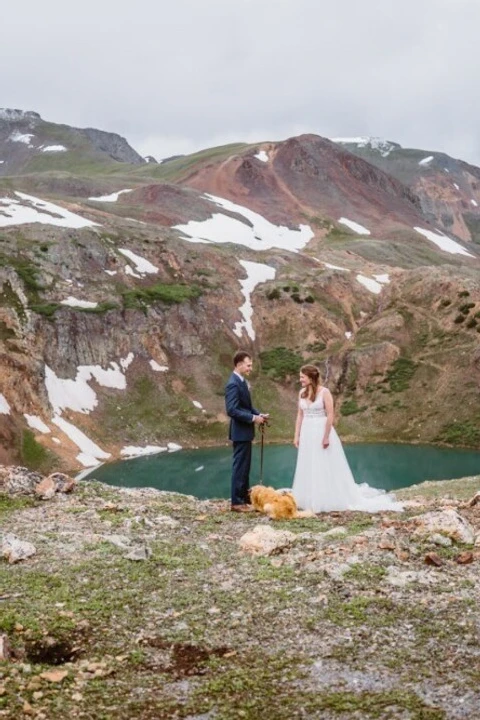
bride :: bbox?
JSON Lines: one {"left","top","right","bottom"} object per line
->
{"left": 291, "top": 365, "right": 403, "bottom": 513}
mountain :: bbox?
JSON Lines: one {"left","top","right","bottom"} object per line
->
{"left": 331, "top": 136, "right": 480, "bottom": 244}
{"left": 0, "top": 110, "right": 479, "bottom": 472}
{"left": 0, "top": 108, "right": 145, "bottom": 176}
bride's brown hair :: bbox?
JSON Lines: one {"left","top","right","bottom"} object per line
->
{"left": 300, "top": 365, "right": 322, "bottom": 401}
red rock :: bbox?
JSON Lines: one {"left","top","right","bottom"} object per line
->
{"left": 455, "top": 552, "right": 474, "bottom": 565}
{"left": 424, "top": 552, "right": 443, "bottom": 567}
{"left": 35, "top": 477, "right": 55, "bottom": 500}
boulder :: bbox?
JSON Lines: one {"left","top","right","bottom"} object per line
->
{"left": 411, "top": 509, "right": 475, "bottom": 545}
{"left": 238, "top": 525, "right": 296, "bottom": 556}
{"left": 1, "top": 534, "right": 36, "bottom": 563}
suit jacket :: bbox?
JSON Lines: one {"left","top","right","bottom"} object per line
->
{"left": 225, "top": 372, "right": 260, "bottom": 441}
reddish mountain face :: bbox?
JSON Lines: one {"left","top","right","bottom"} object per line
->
{"left": 180, "top": 134, "right": 426, "bottom": 238}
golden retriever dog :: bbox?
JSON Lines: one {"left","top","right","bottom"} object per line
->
{"left": 250, "top": 485, "right": 314, "bottom": 520}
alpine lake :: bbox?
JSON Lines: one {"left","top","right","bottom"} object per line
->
{"left": 84, "top": 442, "right": 480, "bottom": 499}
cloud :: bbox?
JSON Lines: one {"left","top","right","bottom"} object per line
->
{"left": 2, "top": 0, "right": 480, "bottom": 163}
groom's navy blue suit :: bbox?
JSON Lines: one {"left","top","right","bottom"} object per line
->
{"left": 225, "top": 372, "right": 260, "bottom": 506}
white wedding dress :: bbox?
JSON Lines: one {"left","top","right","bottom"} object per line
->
{"left": 291, "top": 389, "right": 403, "bottom": 513}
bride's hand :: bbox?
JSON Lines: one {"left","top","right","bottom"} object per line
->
{"left": 294, "top": 438, "right": 299, "bottom": 448}
{"left": 322, "top": 438, "right": 330, "bottom": 449}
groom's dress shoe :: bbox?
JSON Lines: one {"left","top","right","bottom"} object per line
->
{"left": 231, "top": 504, "right": 254, "bottom": 513}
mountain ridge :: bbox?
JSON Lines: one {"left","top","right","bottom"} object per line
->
{"left": 0, "top": 110, "right": 479, "bottom": 472}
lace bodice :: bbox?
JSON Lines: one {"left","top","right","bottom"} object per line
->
{"left": 299, "top": 389, "right": 326, "bottom": 417}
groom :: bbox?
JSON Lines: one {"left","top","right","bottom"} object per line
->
{"left": 225, "top": 351, "right": 268, "bottom": 512}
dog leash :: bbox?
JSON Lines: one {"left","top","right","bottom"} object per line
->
{"left": 259, "top": 424, "right": 265, "bottom": 485}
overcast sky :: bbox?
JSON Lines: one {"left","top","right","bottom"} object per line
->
{"left": 3, "top": 0, "right": 480, "bottom": 164}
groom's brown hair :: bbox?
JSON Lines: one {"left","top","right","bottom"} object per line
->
{"left": 233, "top": 350, "right": 252, "bottom": 367}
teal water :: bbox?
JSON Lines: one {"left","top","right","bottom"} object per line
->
{"left": 84, "top": 443, "right": 480, "bottom": 499}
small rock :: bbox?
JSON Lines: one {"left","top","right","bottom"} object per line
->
{"left": 395, "top": 548, "right": 410, "bottom": 562}
{"left": 455, "top": 551, "right": 474, "bottom": 565}
{"left": 429, "top": 533, "right": 452, "bottom": 547}
{"left": 1, "top": 534, "right": 36, "bottom": 563}
{"left": 378, "top": 534, "right": 396, "bottom": 550}
{"left": 124, "top": 546, "right": 152, "bottom": 561}
{"left": 424, "top": 552, "right": 443, "bottom": 567}
{"left": 22, "top": 702, "right": 34, "bottom": 715}
{"left": 40, "top": 669, "right": 69, "bottom": 683}
{"left": 0, "top": 634, "right": 12, "bottom": 660}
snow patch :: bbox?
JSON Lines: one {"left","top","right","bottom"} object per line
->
{"left": 454, "top": 183, "right": 460, "bottom": 190}
{"left": 174, "top": 194, "right": 314, "bottom": 253}
{"left": 0, "top": 394, "right": 11, "bottom": 414}
{"left": 120, "top": 353, "right": 134, "bottom": 371}
{"left": 373, "top": 273, "right": 390, "bottom": 284}
{"left": 192, "top": 400, "right": 203, "bottom": 409}
{"left": 24, "top": 414, "right": 50, "bottom": 434}
{"left": 51, "top": 415, "right": 110, "bottom": 467}
{"left": 167, "top": 442, "right": 182, "bottom": 452}
{"left": 345, "top": 331, "right": 352, "bottom": 339}
{"left": 471, "top": 199, "right": 478, "bottom": 207}
{"left": 0, "top": 192, "right": 98, "bottom": 229}
{"left": 45, "top": 362, "right": 127, "bottom": 415}
{"left": 330, "top": 137, "right": 396, "bottom": 157}
{"left": 338, "top": 217, "right": 371, "bottom": 235}
{"left": 89, "top": 189, "right": 133, "bottom": 202}
{"left": 104, "top": 270, "right": 117, "bottom": 276}
{"left": 414, "top": 227, "right": 474, "bottom": 258}
{"left": 118, "top": 248, "right": 158, "bottom": 275}
{"left": 8, "top": 131, "right": 34, "bottom": 146}
{"left": 233, "top": 260, "right": 276, "bottom": 340}
{"left": 356, "top": 274, "right": 382, "bottom": 294}
{"left": 60, "top": 297, "right": 98, "bottom": 309}
{"left": 150, "top": 360, "right": 168, "bottom": 372}
{"left": 419, "top": 156, "right": 434, "bottom": 166}
{"left": 124, "top": 265, "right": 142, "bottom": 279}
{"left": 121, "top": 445, "right": 167, "bottom": 458}
{"left": 42, "top": 145, "right": 67, "bottom": 153}
{"left": 323, "top": 262, "right": 350, "bottom": 271}
{"left": 254, "top": 150, "right": 269, "bottom": 162}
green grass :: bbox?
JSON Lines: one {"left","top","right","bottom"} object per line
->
{"left": 385, "top": 356, "right": 417, "bottom": 392}
{"left": 130, "top": 142, "right": 250, "bottom": 182}
{"left": 340, "top": 398, "right": 367, "bottom": 416}
{"left": 0, "top": 495, "right": 36, "bottom": 518}
{"left": 19, "top": 429, "right": 57, "bottom": 473}
{"left": 436, "top": 419, "right": 480, "bottom": 447}
{"left": 259, "top": 346, "right": 303, "bottom": 380}
{"left": 121, "top": 282, "right": 202, "bottom": 311}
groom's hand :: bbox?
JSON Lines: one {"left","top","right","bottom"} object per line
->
{"left": 253, "top": 415, "right": 266, "bottom": 425}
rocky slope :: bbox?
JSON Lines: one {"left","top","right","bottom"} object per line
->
{"left": 0, "top": 110, "right": 479, "bottom": 473}
{"left": 1, "top": 465, "right": 480, "bottom": 718}
{"left": 333, "top": 137, "right": 480, "bottom": 244}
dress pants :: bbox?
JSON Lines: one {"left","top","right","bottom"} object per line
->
{"left": 231, "top": 441, "right": 252, "bottom": 505}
